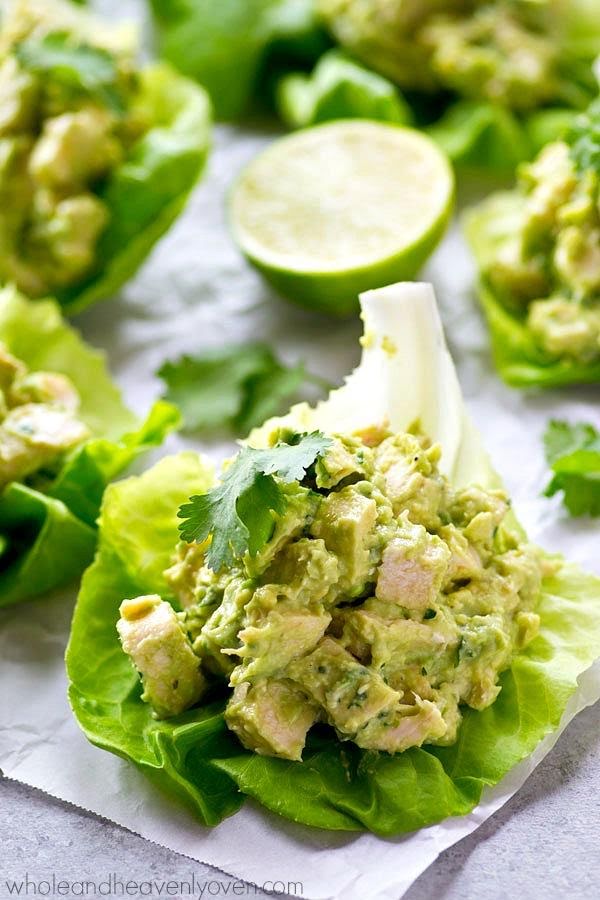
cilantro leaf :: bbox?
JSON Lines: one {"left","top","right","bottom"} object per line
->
{"left": 178, "top": 432, "right": 332, "bottom": 570}
{"left": 157, "top": 343, "right": 329, "bottom": 436}
{"left": 567, "top": 97, "right": 600, "bottom": 175}
{"left": 15, "top": 32, "right": 123, "bottom": 112}
{"left": 543, "top": 419, "right": 600, "bottom": 517}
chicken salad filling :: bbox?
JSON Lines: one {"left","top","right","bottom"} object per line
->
{"left": 117, "top": 426, "right": 542, "bottom": 761}
{"left": 0, "top": 0, "right": 149, "bottom": 297}
{"left": 0, "top": 340, "right": 88, "bottom": 491}
{"left": 481, "top": 132, "right": 600, "bottom": 364}
{"left": 317, "top": 0, "right": 580, "bottom": 111}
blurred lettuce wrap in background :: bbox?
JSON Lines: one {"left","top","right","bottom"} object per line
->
{"left": 280, "top": 0, "right": 600, "bottom": 170}
{"left": 67, "top": 283, "right": 600, "bottom": 834}
{"left": 148, "top": 0, "right": 329, "bottom": 121}
{"left": 0, "top": 0, "right": 211, "bottom": 312}
{"left": 0, "top": 286, "right": 179, "bottom": 607}
{"left": 146, "top": 0, "right": 600, "bottom": 170}
{"left": 466, "top": 97, "right": 600, "bottom": 387}
{"left": 276, "top": 48, "right": 413, "bottom": 128}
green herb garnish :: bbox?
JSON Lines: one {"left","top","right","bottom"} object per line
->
{"left": 567, "top": 97, "right": 600, "bottom": 175}
{"left": 158, "top": 343, "right": 329, "bottom": 436}
{"left": 544, "top": 419, "right": 600, "bottom": 516}
{"left": 178, "top": 431, "right": 332, "bottom": 570}
{"left": 15, "top": 32, "right": 123, "bottom": 111}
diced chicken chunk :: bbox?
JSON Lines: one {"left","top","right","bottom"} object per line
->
{"left": 231, "top": 608, "right": 331, "bottom": 684}
{"left": 529, "top": 296, "right": 600, "bottom": 361}
{"left": 376, "top": 516, "right": 450, "bottom": 610}
{"left": 225, "top": 678, "right": 319, "bottom": 761}
{"left": 9, "top": 371, "right": 81, "bottom": 411}
{"left": 288, "top": 637, "right": 400, "bottom": 735}
{"left": 554, "top": 225, "right": 600, "bottom": 296}
{"left": 30, "top": 108, "right": 122, "bottom": 189}
{"left": 0, "top": 403, "right": 89, "bottom": 487}
{"left": 356, "top": 698, "right": 447, "bottom": 752}
{"left": 118, "top": 595, "right": 205, "bottom": 719}
{"left": 28, "top": 190, "right": 109, "bottom": 287}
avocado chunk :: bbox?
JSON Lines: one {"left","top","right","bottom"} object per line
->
{"left": 310, "top": 485, "right": 378, "bottom": 598}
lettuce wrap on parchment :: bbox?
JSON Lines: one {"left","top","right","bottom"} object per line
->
{"left": 0, "top": 285, "right": 179, "bottom": 607}
{"left": 1, "top": 282, "right": 599, "bottom": 900}
{"left": 64, "top": 282, "right": 600, "bottom": 837}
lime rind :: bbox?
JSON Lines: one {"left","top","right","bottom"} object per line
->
{"left": 230, "top": 121, "right": 455, "bottom": 316}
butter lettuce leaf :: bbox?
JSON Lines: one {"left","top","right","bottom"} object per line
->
{"left": 148, "top": 0, "right": 327, "bottom": 121}
{"left": 465, "top": 194, "right": 600, "bottom": 387}
{"left": 67, "top": 454, "right": 244, "bottom": 825}
{"left": 427, "top": 102, "right": 575, "bottom": 173}
{"left": 0, "top": 287, "right": 179, "bottom": 606}
{"left": 276, "top": 50, "right": 412, "bottom": 129}
{"left": 67, "top": 284, "right": 600, "bottom": 833}
{"left": 57, "top": 63, "right": 211, "bottom": 313}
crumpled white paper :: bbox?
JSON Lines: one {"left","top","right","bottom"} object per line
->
{"left": 1, "top": 1, "right": 600, "bottom": 892}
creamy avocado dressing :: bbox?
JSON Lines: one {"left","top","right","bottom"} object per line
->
{"left": 485, "top": 140, "right": 600, "bottom": 362}
{"left": 0, "top": 0, "right": 147, "bottom": 297}
{"left": 118, "top": 427, "right": 542, "bottom": 762}
{"left": 0, "top": 342, "right": 88, "bottom": 489}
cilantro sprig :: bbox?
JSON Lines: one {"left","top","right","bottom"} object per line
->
{"left": 543, "top": 419, "right": 600, "bottom": 517}
{"left": 15, "top": 32, "right": 124, "bottom": 112}
{"left": 566, "top": 97, "right": 600, "bottom": 175}
{"left": 157, "top": 343, "right": 330, "bottom": 436}
{"left": 178, "top": 432, "right": 332, "bottom": 570}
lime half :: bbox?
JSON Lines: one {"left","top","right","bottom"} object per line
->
{"left": 230, "top": 120, "right": 455, "bottom": 316}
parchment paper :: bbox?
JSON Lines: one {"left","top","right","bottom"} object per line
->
{"left": 1, "top": 1, "right": 600, "bottom": 896}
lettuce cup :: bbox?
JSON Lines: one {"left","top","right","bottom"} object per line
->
{"left": 66, "top": 282, "right": 600, "bottom": 833}
{"left": 0, "top": 0, "right": 211, "bottom": 312}
{"left": 0, "top": 285, "right": 179, "bottom": 607}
